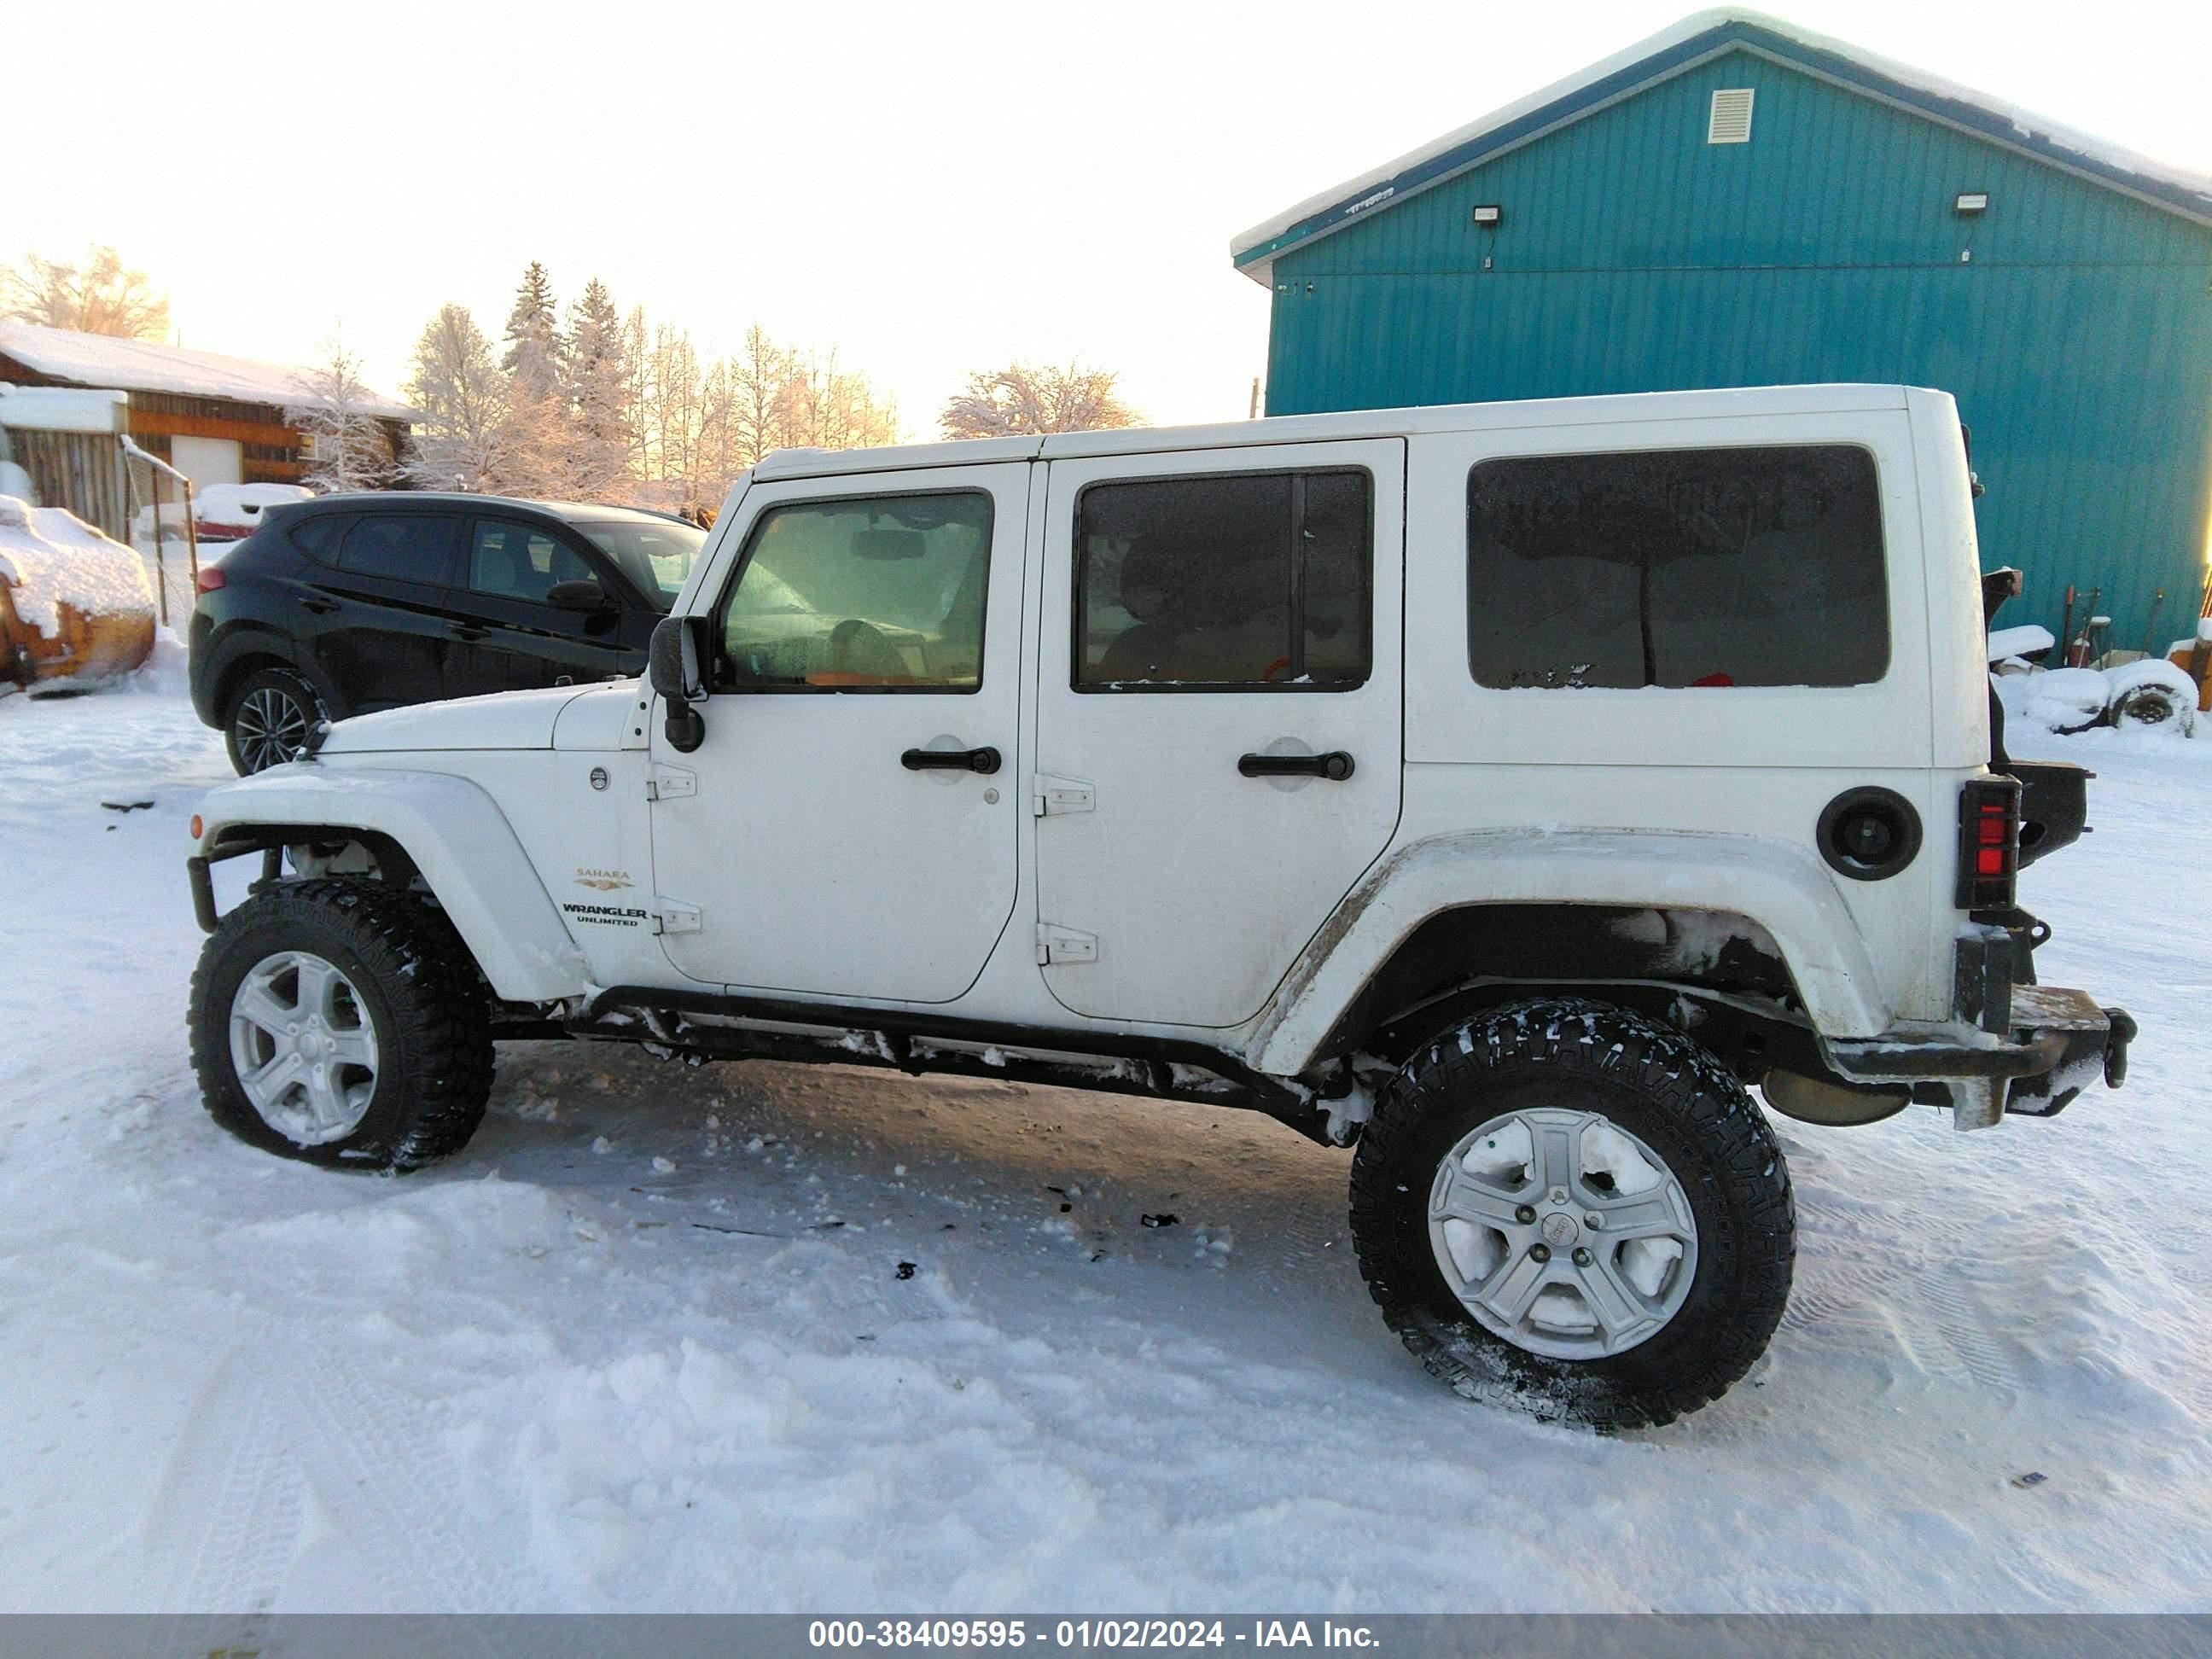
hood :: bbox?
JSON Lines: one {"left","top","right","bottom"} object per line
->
{"left": 318, "top": 685, "right": 591, "bottom": 754}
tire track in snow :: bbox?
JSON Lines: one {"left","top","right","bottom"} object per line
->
{"left": 292, "top": 1349, "right": 518, "bottom": 1620}
{"left": 154, "top": 1361, "right": 304, "bottom": 1621}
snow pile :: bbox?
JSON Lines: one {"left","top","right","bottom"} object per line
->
{"left": 2004, "top": 660, "right": 2200, "bottom": 738}
{"left": 128, "top": 625, "right": 190, "bottom": 696}
{"left": 0, "top": 493, "right": 154, "bottom": 637}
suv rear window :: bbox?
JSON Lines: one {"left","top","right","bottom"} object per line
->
{"left": 1465, "top": 445, "right": 1889, "bottom": 690}
{"left": 337, "top": 514, "right": 459, "bottom": 585}
{"left": 1074, "top": 469, "right": 1371, "bottom": 690}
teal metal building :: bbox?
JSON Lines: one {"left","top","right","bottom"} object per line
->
{"left": 1232, "top": 9, "right": 2212, "bottom": 650}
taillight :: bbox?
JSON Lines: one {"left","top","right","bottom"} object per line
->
{"left": 1956, "top": 777, "right": 2023, "bottom": 909}
{"left": 195, "top": 565, "right": 225, "bottom": 592}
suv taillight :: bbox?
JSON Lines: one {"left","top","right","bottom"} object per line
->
{"left": 195, "top": 565, "right": 225, "bottom": 592}
{"left": 1956, "top": 776, "right": 2023, "bottom": 909}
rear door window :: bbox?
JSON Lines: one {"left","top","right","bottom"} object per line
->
{"left": 1465, "top": 445, "right": 1888, "bottom": 689}
{"left": 336, "top": 514, "right": 460, "bottom": 586}
{"left": 1074, "top": 469, "right": 1372, "bottom": 690}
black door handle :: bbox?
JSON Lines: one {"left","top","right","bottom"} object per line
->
{"left": 298, "top": 596, "right": 338, "bottom": 614}
{"left": 1239, "top": 750, "right": 1355, "bottom": 781}
{"left": 902, "top": 746, "right": 1001, "bottom": 775}
{"left": 449, "top": 622, "right": 487, "bottom": 641}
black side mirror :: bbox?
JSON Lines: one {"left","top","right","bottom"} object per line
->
{"left": 546, "top": 578, "right": 616, "bottom": 613}
{"left": 648, "top": 615, "right": 711, "bottom": 752}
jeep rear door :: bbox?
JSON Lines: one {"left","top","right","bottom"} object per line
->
{"left": 1032, "top": 439, "right": 1406, "bottom": 1027}
{"left": 647, "top": 462, "right": 1030, "bottom": 1004}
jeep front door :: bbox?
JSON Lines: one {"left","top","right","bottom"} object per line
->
{"left": 648, "top": 464, "right": 1029, "bottom": 1004}
{"left": 1033, "top": 440, "right": 1406, "bottom": 1027}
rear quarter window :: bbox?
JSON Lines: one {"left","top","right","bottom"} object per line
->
{"left": 286, "top": 513, "right": 350, "bottom": 564}
{"left": 1466, "top": 445, "right": 1889, "bottom": 690}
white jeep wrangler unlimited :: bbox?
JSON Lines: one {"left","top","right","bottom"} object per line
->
{"left": 185, "top": 385, "right": 2131, "bottom": 1426}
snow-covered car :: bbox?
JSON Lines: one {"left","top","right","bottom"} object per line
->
{"left": 183, "top": 386, "right": 2134, "bottom": 1428}
{"left": 1988, "top": 625, "right": 2203, "bottom": 736}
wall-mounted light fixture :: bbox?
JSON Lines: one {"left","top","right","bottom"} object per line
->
{"left": 1955, "top": 191, "right": 1989, "bottom": 215}
{"left": 1471, "top": 204, "right": 1504, "bottom": 227}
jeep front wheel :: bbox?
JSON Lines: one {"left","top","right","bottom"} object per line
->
{"left": 1348, "top": 998, "right": 1794, "bottom": 1429}
{"left": 189, "top": 880, "right": 494, "bottom": 1171}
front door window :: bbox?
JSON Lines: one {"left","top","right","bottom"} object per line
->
{"left": 717, "top": 492, "right": 993, "bottom": 690}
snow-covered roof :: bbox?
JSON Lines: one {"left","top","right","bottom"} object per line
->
{"left": 1231, "top": 9, "right": 2212, "bottom": 284}
{"left": 0, "top": 322, "right": 416, "bottom": 421}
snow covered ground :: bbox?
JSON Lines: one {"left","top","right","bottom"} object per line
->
{"left": 3, "top": 667, "right": 2209, "bottom": 1614}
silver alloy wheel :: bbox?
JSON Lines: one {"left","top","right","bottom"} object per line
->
{"left": 1429, "top": 1106, "right": 1698, "bottom": 1361}
{"left": 234, "top": 684, "right": 312, "bottom": 772}
{"left": 228, "top": 951, "right": 379, "bottom": 1144}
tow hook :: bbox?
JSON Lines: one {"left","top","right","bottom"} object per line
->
{"left": 2103, "top": 1008, "right": 2137, "bottom": 1088}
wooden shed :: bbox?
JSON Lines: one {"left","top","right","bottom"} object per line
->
{"left": 0, "top": 321, "right": 415, "bottom": 504}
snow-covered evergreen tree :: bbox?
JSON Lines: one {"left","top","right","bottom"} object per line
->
{"left": 494, "top": 262, "right": 568, "bottom": 496}
{"left": 501, "top": 262, "right": 562, "bottom": 399}
{"left": 286, "top": 340, "right": 395, "bottom": 492}
{"left": 563, "top": 278, "right": 633, "bottom": 502}
{"left": 403, "top": 304, "right": 509, "bottom": 491}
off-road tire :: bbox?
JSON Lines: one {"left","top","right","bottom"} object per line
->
{"left": 189, "top": 879, "right": 494, "bottom": 1171}
{"left": 224, "top": 667, "right": 324, "bottom": 776}
{"left": 1349, "top": 998, "right": 1794, "bottom": 1429}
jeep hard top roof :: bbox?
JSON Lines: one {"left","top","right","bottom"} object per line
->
{"left": 751, "top": 383, "right": 1927, "bottom": 481}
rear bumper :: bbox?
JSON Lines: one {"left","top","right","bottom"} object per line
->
{"left": 1826, "top": 984, "right": 2133, "bottom": 1128}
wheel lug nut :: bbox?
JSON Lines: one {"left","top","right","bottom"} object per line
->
{"left": 1529, "top": 1243, "right": 1551, "bottom": 1262}
{"left": 1585, "top": 1213, "right": 1603, "bottom": 1230}
{"left": 1515, "top": 1205, "right": 1537, "bottom": 1224}
{"left": 1572, "top": 1247, "right": 1592, "bottom": 1267}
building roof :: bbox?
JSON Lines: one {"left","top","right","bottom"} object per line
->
{"left": 0, "top": 321, "right": 416, "bottom": 421}
{"left": 1230, "top": 8, "right": 2212, "bottom": 285}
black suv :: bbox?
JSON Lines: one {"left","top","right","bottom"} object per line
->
{"left": 189, "top": 494, "right": 706, "bottom": 772}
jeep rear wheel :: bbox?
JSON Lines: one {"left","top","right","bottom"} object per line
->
{"left": 1349, "top": 998, "right": 1794, "bottom": 1429}
{"left": 189, "top": 880, "right": 493, "bottom": 1171}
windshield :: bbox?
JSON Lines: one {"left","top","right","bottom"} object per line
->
{"left": 578, "top": 520, "right": 707, "bottom": 611}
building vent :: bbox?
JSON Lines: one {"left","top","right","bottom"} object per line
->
{"left": 1708, "top": 88, "right": 1755, "bottom": 144}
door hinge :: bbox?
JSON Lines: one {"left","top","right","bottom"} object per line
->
{"left": 646, "top": 766, "right": 697, "bottom": 802}
{"left": 1036, "top": 923, "right": 1098, "bottom": 964}
{"left": 652, "top": 899, "right": 702, "bottom": 935}
{"left": 1032, "top": 774, "right": 1095, "bottom": 816}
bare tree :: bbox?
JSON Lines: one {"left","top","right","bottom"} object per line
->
{"left": 404, "top": 304, "right": 510, "bottom": 490}
{"left": 3, "top": 246, "right": 172, "bottom": 340}
{"left": 729, "top": 324, "right": 796, "bottom": 469}
{"left": 786, "top": 348, "right": 899, "bottom": 451}
{"left": 286, "top": 340, "right": 395, "bottom": 492}
{"left": 940, "top": 361, "right": 1138, "bottom": 439}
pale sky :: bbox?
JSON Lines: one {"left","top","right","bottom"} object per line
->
{"left": 10, "top": 0, "right": 2209, "bottom": 436}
